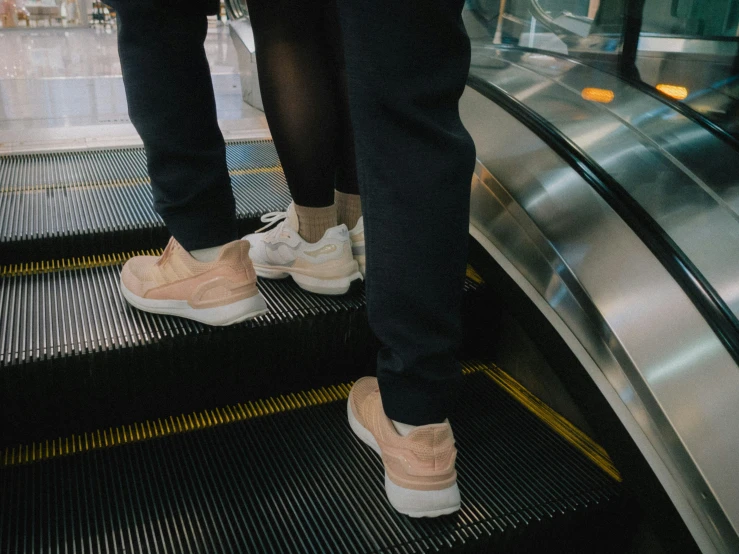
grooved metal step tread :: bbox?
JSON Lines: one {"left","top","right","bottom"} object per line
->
{"left": 0, "top": 141, "right": 290, "bottom": 263}
{"left": 0, "top": 251, "right": 382, "bottom": 447}
{"left": 0, "top": 252, "right": 365, "bottom": 366}
{"left": 0, "top": 368, "right": 624, "bottom": 554}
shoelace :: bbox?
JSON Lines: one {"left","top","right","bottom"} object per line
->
{"left": 254, "top": 211, "right": 288, "bottom": 238}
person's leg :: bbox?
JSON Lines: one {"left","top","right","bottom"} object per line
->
{"left": 111, "top": 1, "right": 267, "bottom": 325}
{"left": 247, "top": 0, "right": 341, "bottom": 241}
{"left": 322, "top": 1, "right": 362, "bottom": 231}
{"left": 242, "top": 0, "right": 363, "bottom": 293}
{"left": 110, "top": 1, "right": 236, "bottom": 251}
{"left": 343, "top": 0, "right": 475, "bottom": 517}
{"left": 340, "top": 0, "right": 476, "bottom": 425}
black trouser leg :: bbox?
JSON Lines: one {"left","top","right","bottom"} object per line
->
{"left": 109, "top": 2, "right": 237, "bottom": 250}
{"left": 338, "top": 0, "right": 476, "bottom": 424}
{"left": 247, "top": 0, "right": 358, "bottom": 205}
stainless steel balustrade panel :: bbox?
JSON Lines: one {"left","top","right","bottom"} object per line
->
{"left": 470, "top": 45, "right": 739, "bottom": 320}
{"left": 460, "top": 87, "right": 739, "bottom": 552}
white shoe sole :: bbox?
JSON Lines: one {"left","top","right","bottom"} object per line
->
{"left": 255, "top": 265, "right": 363, "bottom": 295}
{"left": 346, "top": 400, "right": 461, "bottom": 518}
{"left": 354, "top": 255, "right": 366, "bottom": 277}
{"left": 120, "top": 279, "right": 269, "bottom": 326}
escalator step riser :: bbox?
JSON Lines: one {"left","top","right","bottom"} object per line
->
{"left": 0, "top": 372, "right": 623, "bottom": 554}
{"left": 0, "top": 141, "right": 290, "bottom": 263}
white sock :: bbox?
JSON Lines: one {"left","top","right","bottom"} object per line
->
{"left": 190, "top": 245, "right": 223, "bottom": 263}
{"left": 392, "top": 420, "right": 419, "bottom": 437}
{"left": 392, "top": 419, "right": 450, "bottom": 436}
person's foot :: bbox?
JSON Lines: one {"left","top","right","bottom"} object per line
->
{"left": 349, "top": 216, "right": 365, "bottom": 276}
{"left": 244, "top": 203, "right": 363, "bottom": 295}
{"left": 120, "top": 237, "right": 268, "bottom": 326}
{"left": 347, "top": 377, "right": 461, "bottom": 517}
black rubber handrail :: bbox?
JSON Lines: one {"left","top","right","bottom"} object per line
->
{"left": 466, "top": 71, "right": 739, "bottom": 368}
{"left": 485, "top": 43, "right": 739, "bottom": 152}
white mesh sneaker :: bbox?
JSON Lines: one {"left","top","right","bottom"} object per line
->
{"left": 349, "top": 217, "right": 365, "bottom": 277}
{"left": 243, "top": 203, "right": 363, "bottom": 295}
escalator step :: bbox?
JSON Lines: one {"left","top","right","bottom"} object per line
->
{"left": 0, "top": 140, "right": 290, "bottom": 263}
{"left": 0, "top": 253, "right": 376, "bottom": 447}
{"left": 0, "top": 251, "right": 367, "bottom": 365}
{"left": 0, "top": 368, "right": 623, "bottom": 554}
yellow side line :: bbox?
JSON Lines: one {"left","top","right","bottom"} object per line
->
{"left": 463, "top": 361, "right": 622, "bottom": 482}
{"left": 465, "top": 265, "right": 485, "bottom": 284}
{"left": 1, "top": 363, "right": 620, "bottom": 483}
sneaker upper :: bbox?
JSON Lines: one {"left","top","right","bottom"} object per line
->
{"left": 349, "top": 377, "right": 458, "bottom": 491}
{"left": 244, "top": 203, "right": 354, "bottom": 271}
{"left": 349, "top": 216, "right": 364, "bottom": 257}
{"left": 121, "top": 237, "right": 259, "bottom": 308}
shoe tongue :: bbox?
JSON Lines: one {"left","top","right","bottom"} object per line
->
{"left": 286, "top": 203, "right": 300, "bottom": 231}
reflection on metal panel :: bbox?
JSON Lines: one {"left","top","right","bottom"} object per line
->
{"left": 470, "top": 45, "right": 739, "bottom": 323}
{"left": 460, "top": 86, "right": 739, "bottom": 552}
{"left": 637, "top": 36, "right": 739, "bottom": 56}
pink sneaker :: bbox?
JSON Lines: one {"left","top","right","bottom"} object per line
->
{"left": 347, "top": 377, "right": 461, "bottom": 517}
{"left": 120, "top": 237, "right": 268, "bottom": 326}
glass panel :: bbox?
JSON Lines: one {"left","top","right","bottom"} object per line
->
{"left": 464, "top": 0, "right": 739, "bottom": 138}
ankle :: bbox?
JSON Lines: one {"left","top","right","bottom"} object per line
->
{"left": 335, "top": 191, "right": 362, "bottom": 229}
{"left": 294, "top": 203, "right": 337, "bottom": 243}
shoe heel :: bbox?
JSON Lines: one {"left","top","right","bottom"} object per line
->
{"left": 384, "top": 475, "right": 461, "bottom": 518}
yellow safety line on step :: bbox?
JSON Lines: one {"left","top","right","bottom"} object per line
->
{"left": 463, "top": 361, "right": 622, "bottom": 482}
{"left": 1, "top": 363, "right": 620, "bottom": 483}
{"left": 1, "top": 383, "right": 353, "bottom": 469}
{"left": 4, "top": 254, "right": 484, "bottom": 280}
{"left": 0, "top": 249, "right": 165, "bottom": 277}
{"left": 0, "top": 166, "right": 283, "bottom": 193}
{"left": 229, "top": 166, "right": 283, "bottom": 177}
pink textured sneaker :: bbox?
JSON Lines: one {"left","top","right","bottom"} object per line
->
{"left": 347, "top": 377, "right": 460, "bottom": 517}
{"left": 120, "top": 237, "right": 268, "bottom": 326}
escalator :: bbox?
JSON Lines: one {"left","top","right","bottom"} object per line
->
{"left": 3, "top": 13, "right": 739, "bottom": 554}
{"left": 0, "top": 139, "right": 629, "bottom": 553}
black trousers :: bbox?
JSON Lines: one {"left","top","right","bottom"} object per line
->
{"left": 110, "top": 1, "right": 475, "bottom": 425}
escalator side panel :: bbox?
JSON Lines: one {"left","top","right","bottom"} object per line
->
{"left": 460, "top": 86, "right": 739, "bottom": 551}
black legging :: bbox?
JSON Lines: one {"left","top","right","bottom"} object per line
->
{"left": 248, "top": 0, "right": 359, "bottom": 207}
{"left": 110, "top": 1, "right": 357, "bottom": 251}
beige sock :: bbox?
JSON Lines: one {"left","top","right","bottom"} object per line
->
{"left": 335, "top": 190, "right": 362, "bottom": 230}
{"left": 293, "top": 203, "right": 337, "bottom": 243}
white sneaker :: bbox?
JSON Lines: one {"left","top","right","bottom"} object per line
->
{"left": 349, "top": 217, "right": 366, "bottom": 277}
{"left": 243, "top": 203, "right": 363, "bottom": 295}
